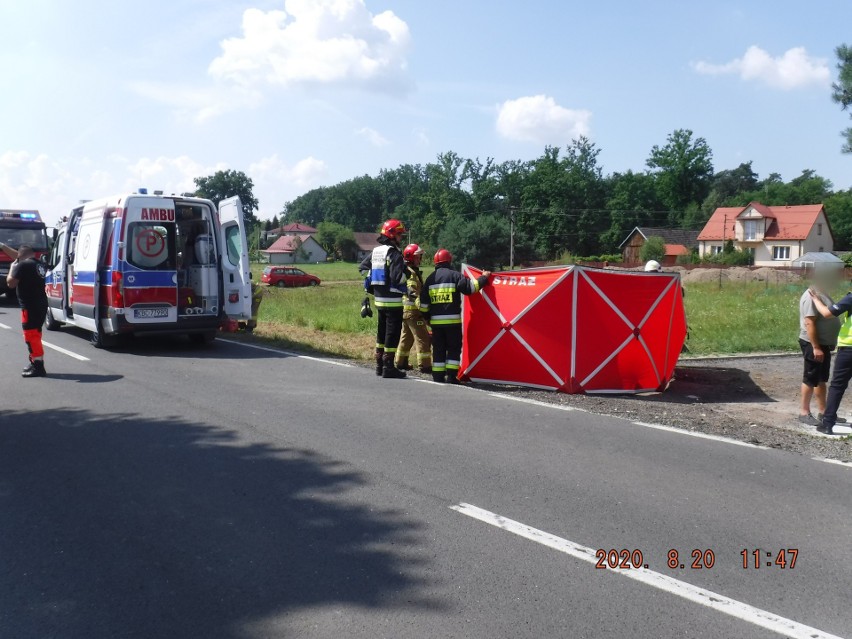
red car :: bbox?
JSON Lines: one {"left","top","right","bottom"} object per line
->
{"left": 262, "top": 266, "right": 321, "bottom": 287}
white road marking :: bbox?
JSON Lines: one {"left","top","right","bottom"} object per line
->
{"left": 219, "top": 338, "right": 354, "bottom": 368}
{"left": 42, "top": 340, "right": 90, "bottom": 361}
{"left": 812, "top": 457, "right": 852, "bottom": 468}
{"left": 632, "top": 421, "right": 769, "bottom": 449}
{"left": 0, "top": 322, "right": 90, "bottom": 360}
{"left": 451, "top": 502, "right": 843, "bottom": 639}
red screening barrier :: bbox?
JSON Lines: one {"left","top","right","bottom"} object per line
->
{"left": 460, "top": 265, "right": 687, "bottom": 394}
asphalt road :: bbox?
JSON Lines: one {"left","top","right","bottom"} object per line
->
{"left": 1, "top": 305, "right": 850, "bottom": 639}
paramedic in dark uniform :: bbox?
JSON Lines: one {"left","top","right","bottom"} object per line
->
{"left": 0, "top": 242, "right": 48, "bottom": 377}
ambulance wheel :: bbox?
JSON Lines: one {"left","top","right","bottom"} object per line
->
{"left": 44, "top": 308, "right": 61, "bottom": 331}
{"left": 91, "top": 325, "right": 118, "bottom": 349}
{"left": 190, "top": 331, "right": 216, "bottom": 345}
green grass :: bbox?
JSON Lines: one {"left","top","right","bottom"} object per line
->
{"left": 684, "top": 282, "right": 806, "bottom": 355}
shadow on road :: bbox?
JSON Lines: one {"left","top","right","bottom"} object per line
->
{"left": 0, "top": 409, "right": 442, "bottom": 638}
{"left": 46, "top": 373, "right": 124, "bottom": 384}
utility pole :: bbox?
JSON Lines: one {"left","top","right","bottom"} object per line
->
{"left": 509, "top": 206, "right": 517, "bottom": 270}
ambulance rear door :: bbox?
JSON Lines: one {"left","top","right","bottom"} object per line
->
{"left": 71, "top": 203, "right": 107, "bottom": 332}
{"left": 218, "top": 196, "right": 251, "bottom": 320}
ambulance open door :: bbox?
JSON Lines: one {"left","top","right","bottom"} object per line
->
{"left": 218, "top": 196, "right": 252, "bottom": 320}
{"left": 71, "top": 205, "right": 107, "bottom": 333}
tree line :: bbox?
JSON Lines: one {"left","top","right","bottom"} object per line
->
{"left": 279, "top": 130, "right": 852, "bottom": 263}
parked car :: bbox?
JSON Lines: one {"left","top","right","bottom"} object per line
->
{"left": 262, "top": 266, "right": 321, "bottom": 287}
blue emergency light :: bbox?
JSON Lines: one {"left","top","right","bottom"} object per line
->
{"left": 138, "top": 188, "right": 148, "bottom": 194}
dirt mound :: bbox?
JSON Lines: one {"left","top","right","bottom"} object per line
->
{"left": 680, "top": 267, "right": 802, "bottom": 285}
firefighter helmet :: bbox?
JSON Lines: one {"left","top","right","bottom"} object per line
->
{"left": 380, "top": 219, "right": 406, "bottom": 240}
{"left": 403, "top": 243, "right": 423, "bottom": 262}
{"left": 433, "top": 248, "right": 452, "bottom": 265}
{"left": 644, "top": 260, "right": 662, "bottom": 272}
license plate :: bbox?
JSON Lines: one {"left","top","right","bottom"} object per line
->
{"left": 134, "top": 308, "right": 169, "bottom": 319}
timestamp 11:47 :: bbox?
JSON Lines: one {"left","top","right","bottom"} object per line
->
{"left": 742, "top": 548, "right": 798, "bottom": 569}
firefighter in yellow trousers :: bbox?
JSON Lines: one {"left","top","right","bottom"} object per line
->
{"left": 395, "top": 244, "right": 432, "bottom": 373}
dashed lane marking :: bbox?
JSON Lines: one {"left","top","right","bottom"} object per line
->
{"left": 451, "top": 502, "right": 844, "bottom": 639}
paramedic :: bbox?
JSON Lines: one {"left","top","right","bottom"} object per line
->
{"left": 421, "top": 249, "right": 490, "bottom": 384}
{"left": 359, "top": 219, "right": 408, "bottom": 379}
{"left": 395, "top": 244, "right": 432, "bottom": 373}
{"left": 1, "top": 242, "right": 48, "bottom": 377}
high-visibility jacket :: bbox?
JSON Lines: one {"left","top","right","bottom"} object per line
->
{"left": 403, "top": 265, "right": 427, "bottom": 319}
{"left": 359, "top": 241, "right": 407, "bottom": 309}
{"left": 421, "top": 266, "right": 489, "bottom": 325}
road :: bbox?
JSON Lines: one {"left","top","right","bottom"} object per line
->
{"left": 1, "top": 303, "right": 850, "bottom": 639}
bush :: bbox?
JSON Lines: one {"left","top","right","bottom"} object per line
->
{"left": 701, "top": 249, "right": 753, "bottom": 266}
{"left": 640, "top": 236, "right": 667, "bottom": 263}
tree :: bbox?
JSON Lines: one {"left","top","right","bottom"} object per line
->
{"left": 194, "top": 170, "right": 260, "bottom": 230}
{"left": 831, "top": 44, "right": 852, "bottom": 153}
{"left": 271, "top": 215, "right": 280, "bottom": 229}
{"left": 437, "top": 214, "right": 531, "bottom": 270}
{"left": 316, "top": 221, "right": 358, "bottom": 261}
{"left": 639, "top": 236, "right": 666, "bottom": 263}
{"left": 646, "top": 129, "right": 714, "bottom": 221}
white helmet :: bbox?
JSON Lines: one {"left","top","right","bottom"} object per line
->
{"left": 644, "top": 260, "right": 662, "bottom": 272}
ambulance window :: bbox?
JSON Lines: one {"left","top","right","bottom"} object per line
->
{"left": 225, "top": 225, "right": 242, "bottom": 266}
{"left": 50, "top": 230, "right": 64, "bottom": 266}
{"left": 126, "top": 222, "right": 176, "bottom": 270}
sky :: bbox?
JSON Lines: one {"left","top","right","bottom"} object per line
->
{"left": 1, "top": 0, "right": 851, "bottom": 227}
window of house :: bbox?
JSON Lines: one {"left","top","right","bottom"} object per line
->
{"left": 772, "top": 246, "right": 791, "bottom": 260}
{"left": 818, "top": 223, "right": 823, "bottom": 236}
{"left": 744, "top": 220, "right": 759, "bottom": 241}
{"left": 710, "top": 245, "right": 723, "bottom": 255}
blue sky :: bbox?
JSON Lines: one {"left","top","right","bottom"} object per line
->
{"left": 1, "top": 0, "right": 850, "bottom": 226}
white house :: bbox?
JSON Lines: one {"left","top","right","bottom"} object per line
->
{"left": 697, "top": 202, "right": 833, "bottom": 267}
{"left": 261, "top": 234, "right": 328, "bottom": 265}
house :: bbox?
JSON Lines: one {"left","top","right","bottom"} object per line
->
{"left": 264, "top": 222, "right": 318, "bottom": 243}
{"left": 619, "top": 227, "right": 699, "bottom": 266}
{"left": 261, "top": 234, "right": 328, "bottom": 265}
{"left": 697, "top": 202, "right": 832, "bottom": 267}
{"left": 354, "top": 232, "right": 380, "bottom": 262}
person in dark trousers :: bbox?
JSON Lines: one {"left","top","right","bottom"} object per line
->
{"left": 809, "top": 287, "right": 852, "bottom": 434}
{"left": 1, "top": 242, "right": 48, "bottom": 377}
{"left": 420, "top": 249, "right": 490, "bottom": 384}
{"left": 359, "top": 219, "right": 408, "bottom": 379}
{"left": 798, "top": 275, "right": 842, "bottom": 426}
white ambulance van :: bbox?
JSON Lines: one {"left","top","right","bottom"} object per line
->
{"left": 45, "top": 191, "right": 252, "bottom": 347}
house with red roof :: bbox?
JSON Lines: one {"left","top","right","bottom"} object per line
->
{"left": 697, "top": 202, "right": 832, "bottom": 267}
{"left": 264, "top": 222, "right": 318, "bottom": 243}
{"left": 261, "top": 234, "right": 328, "bottom": 265}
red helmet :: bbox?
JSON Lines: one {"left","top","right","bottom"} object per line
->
{"left": 402, "top": 243, "right": 423, "bottom": 262}
{"left": 380, "top": 219, "right": 406, "bottom": 240}
{"left": 433, "top": 248, "right": 452, "bottom": 265}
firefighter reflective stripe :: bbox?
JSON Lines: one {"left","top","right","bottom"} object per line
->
{"left": 446, "top": 359, "right": 460, "bottom": 370}
{"left": 433, "top": 362, "right": 447, "bottom": 372}
{"left": 374, "top": 296, "right": 404, "bottom": 308}
{"left": 431, "top": 313, "right": 461, "bottom": 325}
{"left": 429, "top": 283, "right": 456, "bottom": 305}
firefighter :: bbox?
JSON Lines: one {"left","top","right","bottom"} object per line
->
{"left": 245, "top": 280, "right": 264, "bottom": 333}
{"left": 421, "top": 249, "right": 490, "bottom": 384}
{"left": 359, "top": 219, "right": 408, "bottom": 379}
{"left": 395, "top": 244, "right": 432, "bottom": 373}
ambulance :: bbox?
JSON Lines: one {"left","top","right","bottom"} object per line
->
{"left": 45, "top": 191, "right": 252, "bottom": 347}
{"left": 0, "top": 209, "right": 50, "bottom": 300}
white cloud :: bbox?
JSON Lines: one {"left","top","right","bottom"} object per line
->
{"left": 208, "top": 0, "right": 411, "bottom": 92}
{"left": 129, "top": 81, "right": 262, "bottom": 123}
{"left": 692, "top": 45, "right": 830, "bottom": 90}
{"left": 413, "top": 127, "right": 430, "bottom": 147}
{"left": 496, "top": 95, "right": 591, "bottom": 144}
{"left": 249, "top": 154, "right": 329, "bottom": 211}
{"left": 355, "top": 126, "right": 390, "bottom": 147}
